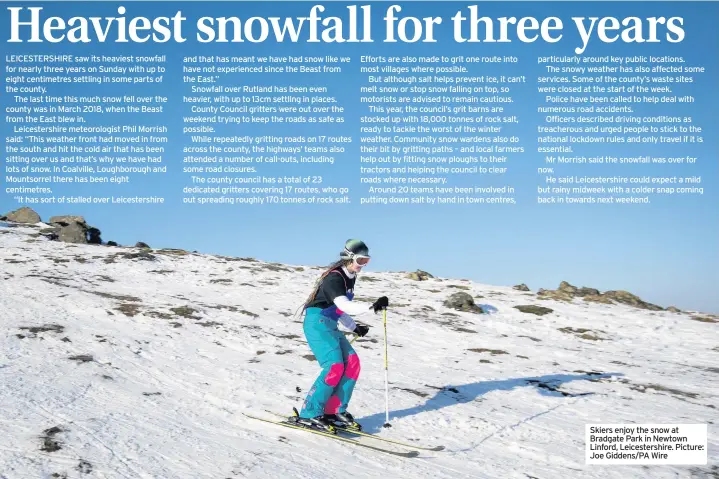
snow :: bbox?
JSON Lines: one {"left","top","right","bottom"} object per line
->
{"left": 1, "top": 222, "right": 716, "bottom": 478}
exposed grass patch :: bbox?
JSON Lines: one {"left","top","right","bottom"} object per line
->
{"left": 622, "top": 380, "right": 699, "bottom": 399}
{"left": 149, "top": 270, "right": 174, "bottom": 275}
{"left": 514, "top": 305, "right": 553, "bottom": 316}
{"left": 197, "top": 321, "right": 223, "bottom": 328}
{"left": 115, "top": 303, "right": 141, "bottom": 317}
{"left": 19, "top": 324, "right": 64, "bottom": 334}
{"left": 454, "top": 327, "right": 477, "bottom": 334}
{"left": 690, "top": 315, "right": 718, "bottom": 324}
{"left": 76, "top": 460, "right": 93, "bottom": 474}
{"left": 41, "top": 426, "right": 64, "bottom": 452}
{"left": 468, "top": 348, "right": 508, "bottom": 355}
{"left": 171, "top": 306, "right": 201, "bottom": 319}
{"left": 262, "top": 263, "right": 292, "bottom": 273}
{"left": 68, "top": 355, "right": 93, "bottom": 363}
{"left": 558, "top": 327, "right": 606, "bottom": 341}
{"left": 518, "top": 335, "right": 542, "bottom": 342}
{"left": 92, "top": 291, "right": 142, "bottom": 302}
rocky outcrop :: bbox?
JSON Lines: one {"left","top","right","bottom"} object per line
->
{"left": 407, "top": 270, "right": 433, "bottom": 281}
{"left": 443, "top": 292, "right": 484, "bottom": 314}
{"left": 536, "top": 280, "right": 665, "bottom": 311}
{"left": 537, "top": 288, "right": 574, "bottom": 302}
{"left": 3, "top": 207, "right": 41, "bottom": 224}
{"left": 583, "top": 294, "right": 614, "bottom": 305}
{"left": 49, "top": 217, "right": 103, "bottom": 245}
{"left": 601, "top": 290, "right": 663, "bottom": 311}
{"left": 1, "top": 207, "right": 106, "bottom": 245}
{"left": 51, "top": 215, "right": 103, "bottom": 244}
{"left": 58, "top": 222, "right": 88, "bottom": 243}
{"left": 513, "top": 283, "right": 530, "bottom": 291}
{"left": 49, "top": 215, "right": 86, "bottom": 226}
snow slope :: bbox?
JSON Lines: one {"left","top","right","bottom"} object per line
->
{"left": 1, "top": 222, "right": 716, "bottom": 479}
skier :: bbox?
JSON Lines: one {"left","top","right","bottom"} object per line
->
{"left": 292, "top": 239, "right": 388, "bottom": 433}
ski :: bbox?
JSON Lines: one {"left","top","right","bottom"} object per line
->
{"left": 264, "top": 410, "right": 445, "bottom": 452}
{"left": 243, "top": 413, "right": 420, "bottom": 458}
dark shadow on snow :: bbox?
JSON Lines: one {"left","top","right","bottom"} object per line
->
{"left": 359, "top": 372, "right": 623, "bottom": 434}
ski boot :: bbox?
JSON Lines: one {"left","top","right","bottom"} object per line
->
{"left": 325, "top": 411, "right": 362, "bottom": 432}
{"left": 288, "top": 407, "right": 337, "bottom": 434}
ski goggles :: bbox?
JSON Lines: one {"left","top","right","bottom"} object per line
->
{"left": 344, "top": 247, "right": 371, "bottom": 265}
{"left": 353, "top": 255, "right": 371, "bottom": 266}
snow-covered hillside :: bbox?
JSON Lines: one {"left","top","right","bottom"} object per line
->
{"left": 1, "top": 221, "right": 716, "bottom": 479}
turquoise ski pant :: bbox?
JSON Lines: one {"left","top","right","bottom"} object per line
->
{"left": 299, "top": 308, "right": 361, "bottom": 419}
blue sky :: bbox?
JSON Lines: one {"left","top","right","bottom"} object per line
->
{"left": 1, "top": 1, "right": 717, "bottom": 313}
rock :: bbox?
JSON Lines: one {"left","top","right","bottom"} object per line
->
{"left": 513, "top": 283, "right": 530, "bottom": 291}
{"left": 538, "top": 281, "right": 664, "bottom": 311}
{"left": 135, "top": 242, "right": 150, "bottom": 249}
{"left": 559, "top": 282, "right": 598, "bottom": 297}
{"left": 575, "top": 287, "right": 601, "bottom": 297}
{"left": 556, "top": 281, "right": 599, "bottom": 297}
{"left": 4, "top": 207, "right": 41, "bottom": 224}
{"left": 690, "top": 315, "right": 718, "bottom": 323}
{"left": 666, "top": 306, "right": 682, "bottom": 313}
{"left": 407, "top": 270, "right": 433, "bottom": 281}
{"left": 49, "top": 215, "right": 86, "bottom": 226}
{"left": 87, "top": 227, "right": 102, "bottom": 244}
{"left": 38, "top": 227, "right": 60, "bottom": 240}
{"left": 443, "top": 292, "right": 484, "bottom": 314}
{"left": 157, "top": 248, "right": 189, "bottom": 256}
{"left": 583, "top": 294, "right": 614, "bottom": 305}
{"left": 32, "top": 215, "right": 103, "bottom": 245}
{"left": 59, "top": 222, "right": 88, "bottom": 244}
{"left": 602, "top": 290, "right": 663, "bottom": 311}
{"left": 514, "top": 305, "right": 553, "bottom": 316}
{"left": 537, "top": 288, "right": 574, "bottom": 302}
{"left": 558, "top": 281, "right": 578, "bottom": 295}
{"left": 106, "top": 241, "right": 119, "bottom": 247}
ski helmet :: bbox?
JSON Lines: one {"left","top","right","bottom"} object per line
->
{"left": 341, "top": 239, "right": 370, "bottom": 260}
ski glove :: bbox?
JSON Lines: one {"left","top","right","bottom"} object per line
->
{"left": 354, "top": 324, "right": 370, "bottom": 337}
{"left": 370, "top": 296, "right": 389, "bottom": 313}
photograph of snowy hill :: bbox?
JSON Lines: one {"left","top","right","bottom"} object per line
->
{"left": 1, "top": 214, "right": 716, "bottom": 479}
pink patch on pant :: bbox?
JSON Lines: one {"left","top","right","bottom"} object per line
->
{"left": 345, "top": 354, "right": 361, "bottom": 380}
{"left": 325, "top": 395, "right": 341, "bottom": 414}
{"left": 325, "top": 362, "right": 345, "bottom": 387}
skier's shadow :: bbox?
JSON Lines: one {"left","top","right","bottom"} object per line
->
{"left": 359, "top": 372, "right": 622, "bottom": 433}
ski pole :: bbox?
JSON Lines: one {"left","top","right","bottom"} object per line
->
{"left": 382, "top": 308, "right": 391, "bottom": 428}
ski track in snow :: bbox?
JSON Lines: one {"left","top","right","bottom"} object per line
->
{"left": 1, "top": 223, "right": 717, "bottom": 479}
